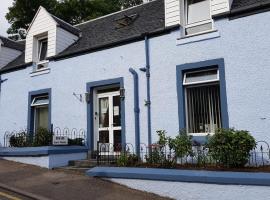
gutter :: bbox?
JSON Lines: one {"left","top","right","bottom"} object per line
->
{"left": 140, "top": 35, "right": 152, "bottom": 147}
{"left": 129, "top": 68, "right": 140, "bottom": 155}
{"left": 213, "top": 2, "right": 270, "bottom": 20}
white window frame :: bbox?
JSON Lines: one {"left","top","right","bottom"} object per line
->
{"left": 183, "top": 68, "right": 219, "bottom": 86}
{"left": 37, "top": 36, "right": 48, "bottom": 62}
{"left": 31, "top": 95, "right": 49, "bottom": 132}
{"left": 183, "top": 69, "right": 221, "bottom": 136}
{"left": 182, "top": 0, "right": 214, "bottom": 37}
{"left": 31, "top": 96, "right": 49, "bottom": 107}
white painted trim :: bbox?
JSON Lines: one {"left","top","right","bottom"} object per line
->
{"left": 30, "top": 67, "right": 50, "bottom": 77}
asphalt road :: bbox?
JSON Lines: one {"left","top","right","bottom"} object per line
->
{"left": 0, "top": 159, "right": 170, "bottom": 200}
{"left": 0, "top": 187, "right": 33, "bottom": 200}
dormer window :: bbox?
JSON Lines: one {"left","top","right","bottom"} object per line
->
{"left": 184, "top": 0, "right": 213, "bottom": 36}
{"left": 38, "top": 38, "right": 48, "bottom": 61}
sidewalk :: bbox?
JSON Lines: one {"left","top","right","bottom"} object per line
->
{"left": 0, "top": 159, "right": 169, "bottom": 200}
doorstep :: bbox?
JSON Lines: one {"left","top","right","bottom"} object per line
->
{"left": 86, "top": 167, "right": 270, "bottom": 186}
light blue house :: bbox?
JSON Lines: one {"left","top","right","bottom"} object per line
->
{"left": 0, "top": 0, "right": 270, "bottom": 158}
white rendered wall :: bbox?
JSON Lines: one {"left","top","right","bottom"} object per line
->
{"left": 1, "top": 11, "right": 270, "bottom": 148}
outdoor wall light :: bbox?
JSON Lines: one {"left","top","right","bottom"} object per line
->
{"left": 85, "top": 92, "right": 91, "bottom": 103}
{"left": 120, "top": 87, "right": 125, "bottom": 100}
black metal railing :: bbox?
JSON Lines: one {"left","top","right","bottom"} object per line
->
{"left": 96, "top": 141, "right": 270, "bottom": 168}
{"left": 3, "top": 127, "right": 86, "bottom": 147}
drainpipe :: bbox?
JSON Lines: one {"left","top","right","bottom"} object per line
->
{"left": 129, "top": 68, "right": 140, "bottom": 155}
{"left": 140, "top": 35, "right": 152, "bottom": 147}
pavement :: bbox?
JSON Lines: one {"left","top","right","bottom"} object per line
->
{"left": 0, "top": 159, "right": 170, "bottom": 200}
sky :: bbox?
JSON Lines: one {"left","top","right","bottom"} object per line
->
{"left": 0, "top": 0, "right": 13, "bottom": 36}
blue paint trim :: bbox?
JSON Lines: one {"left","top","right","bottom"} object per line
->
{"left": 87, "top": 167, "right": 270, "bottom": 186}
{"left": 145, "top": 36, "right": 152, "bottom": 146}
{"left": 176, "top": 58, "right": 229, "bottom": 136}
{"left": 27, "top": 88, "right": 52, "bottom": 135}
{"left": 129, "top": 68, "right": 140, "bottom": 155}
{"left": 86, "top": 78, "right": 126, "bottom": 151}
{"left": 0, "top": 146, "right": 88, "bottom": 157}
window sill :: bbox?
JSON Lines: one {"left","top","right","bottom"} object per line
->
{"left": 189, "top": 132, "right": 214, "bottom": 137}
{"left": 176, "top": 30, "right": 220, "bottom": 46}
{"left": 30, "top": 67, "right": 50, "bottom": 77}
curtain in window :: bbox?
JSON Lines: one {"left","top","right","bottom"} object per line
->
{"left": 186, "top": 84, "right": 221, "bottom": 133}
{"left": 187, "top": 0, "right": 211, "bottom": 25}
{"left": 99, "top": 97, "right": 109, "bottom": 128}
{"left": 35, "top": 106, "right": 49, "bottom": 131}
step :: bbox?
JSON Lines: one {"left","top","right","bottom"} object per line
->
{"left": 69, "top": 159, "right": 116, "bottom": 168}
{"left": 55, "top": 166, "right": 91, "bottom": 174}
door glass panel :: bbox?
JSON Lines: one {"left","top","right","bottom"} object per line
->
{"left": 99, "top": 131, "right": 109, "bottom": 143}
{"left": 35, "top": 106, "right": 48, "bottom": 131}
{"left": 113, "top": 95, "right": 121, "bottom": 127}
{"left": 113, "top": 130, "right": 122, "bottom": 151}
{"left": 99, "top": 97, "right": 109, "bottom": 128}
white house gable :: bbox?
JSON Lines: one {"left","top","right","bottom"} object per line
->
{"left": 164, "top": 0, "right": 234, "bottom": 27}
{"left": 25, "top": 7, "right": 57, "bottom": 63}
{"left": 25, "top": 6, "right": 79, "bottom": 65}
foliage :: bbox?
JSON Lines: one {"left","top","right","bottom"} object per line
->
{"left": 169, "top": 130, "right": 193, "bottom": 158}
{"left": 33, "top": 127, "right": 52, "bottom": 146}
{"left": 5, "top": 0, "right": 143, "bottom": 39}
{"left": 9, "top": 131, "right": 29, "bottom": 147}
{"left": 207, "top": 128, "right": 256, "bottom": 168}
{"left": 117, "top": 153, "right": 139, "bottom": 167}
{"left": 68, "top": 138, "right": 84, "bottom": 146}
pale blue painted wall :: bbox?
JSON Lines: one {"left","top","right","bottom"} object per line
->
{"left": 0, "top": 11, "right": 270, "bottom": 147}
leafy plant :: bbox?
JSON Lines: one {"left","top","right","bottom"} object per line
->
{"left": 169, "top": 129, "right": 193, "bottom": 158}
{"left": 68, "top": 138, "right": 84, "bottom": 146}
{"left": 33, "top": 127, "right": 52, "bottom": 146}
{"left": 117, "top": 153, "right": 139, "bottom": 167}
{"left": 207, "top": 128, "right": 256, "bottom": 168}
{"left": 9, "top": 131, "right": 29, "bottom": 147}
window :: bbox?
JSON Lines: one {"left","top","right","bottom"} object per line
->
{"left": 38, "top": 38, "right": 48, "bottom": 62}
{"left": 183, "top": 69, "right": 221, "bottom": 134}
{"left": 184, "top": 0, "right": 213, "bottom": 36}
{"left": 31, "top": 95, "right": 49, "bottom": 132}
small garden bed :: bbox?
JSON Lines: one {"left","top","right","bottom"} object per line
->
{"left": 97, "top": 129, "right": 270, "bottom": 172}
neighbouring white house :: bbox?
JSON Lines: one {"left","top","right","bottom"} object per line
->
{"left": 0, "top": 0, "right": 270, "bottom": 162}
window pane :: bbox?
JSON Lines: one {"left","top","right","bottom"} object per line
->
{"left": 185, "top": 22, "right": 212, "bottom": 35}
{"left": 184, "top": 69, "right": 218, "bottom": 85}
{"left": 31, "top": 96, "right": 49, "bottom": 106}
{"left": 114, "top": 130, "right": 122, "bottom": 151}
{"left": 186, "top": 84, "right": 221, "bottom": 133}
{"left": 113, "top": 95, "right": 121, "bottom": 127}
{"left": 187, "top": 0, "right": 210, "bottom": 24}
{"left": 35, "top": 106, "right": 49, "bottom": 131}
{"left": 99, "top": 97, "right": 109, "bottom": 128}
{"left": 99, "top": 131, "right": 109, "bottom": 143}
{"left": 39, "top": 40, "right": 48, "bottom": 61}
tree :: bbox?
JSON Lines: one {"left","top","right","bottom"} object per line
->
{"left": 119, "top": 0, "right": 143, "bottom": 9}
{"left": 5, "top": 0, "right": 143, "bottom": 40}
{"left": 6, "top": 0, "right": 58, "bottom": 40}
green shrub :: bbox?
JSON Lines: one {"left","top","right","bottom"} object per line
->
{"left": 68, "top": 138, "right": 84, "bottom": 146}
{"left": 117, "top": 153, "right": 139, "bottom": 167}
{"left": 169, "top": 129, "right": 193, "bottom": 158}
{"left": 33, "top": 127, "right": 52, "bottom": 146}
{"left": 207, "top": 128, "right": 256, "bottom": 168}
{"left": 9, "top": 131, "right": 29, "bottom": 147}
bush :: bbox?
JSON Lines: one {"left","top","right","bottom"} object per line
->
{"left": 33, "top": 127, "right": 52, "bottom": 146}
{"left": 68, "top": 138, "right": 84, "bottom": 146}
{"left": 117, "top": 153, "right": 139, "bottom": 167}
{"left": 9, "top": 131, "right": 29, "bottom": 147}
{"left": 169, "top": 129, "right": 193, "bottom": 158}
{"left": 207, "top": 128, "right": 256, "bottom": 168}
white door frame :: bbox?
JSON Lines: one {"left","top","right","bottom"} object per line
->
{"left": 95, "top": 90, "right": 121, "bottom": 153}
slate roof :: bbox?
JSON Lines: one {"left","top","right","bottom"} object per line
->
{"left": 1, "top": 0, "right": 270, "bottom": 73}
{"left": 231, "top": 0, "right": 270, "bottom": 10}
{"left": 51, "top": 14, "right": 81, "bottom": 36}
{"left": 0, "top": 36, "right": 24, "bottom": 51}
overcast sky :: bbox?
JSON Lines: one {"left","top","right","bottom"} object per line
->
{"left": 0, "top": 0, "right": 13, "bottom": 36}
